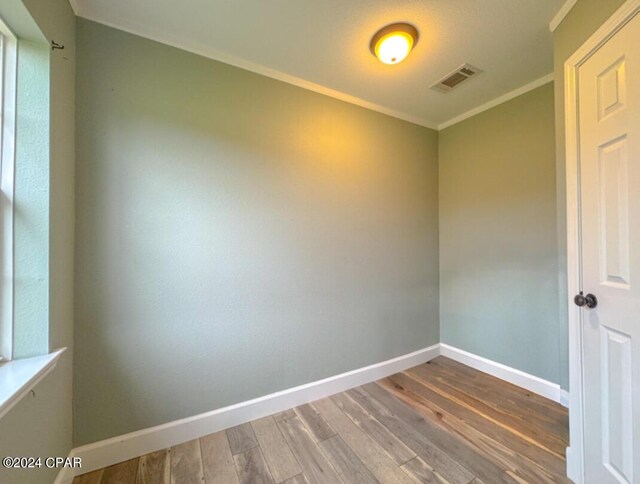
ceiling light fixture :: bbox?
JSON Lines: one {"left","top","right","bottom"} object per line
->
{"left": 370, "top": 23, "right": 418, "bottom": 65}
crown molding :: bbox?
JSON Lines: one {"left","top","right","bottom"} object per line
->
{"left": 437, "top": 73, "right": 554, "bottom": 130}
{"left": 72, "top": 6, "right": 555, "bottom": 133}
{"left": 549, "top": 0, "right": 578, "bottom": 32}
{"left": 74, "top": 11, "right": 440, "bottom": 130}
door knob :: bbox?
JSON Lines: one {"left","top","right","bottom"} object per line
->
{"left": 574, "top": 291, "right": 598, "bottom": 309}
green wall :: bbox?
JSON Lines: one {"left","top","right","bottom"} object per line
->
{"left": 0, "top": 0, "right": 75, "bottom": 483}
{"left": 439, "top": 83, "right": 561, "bottom": 384}
{"left": 552, "top": 0, "right": 625, "bottom": 390}
{"left": 439, "top": 0, "right": 624, "bottom": 389}
{"left": 74, "top": 19, "right": 440, "bottom": 445}
{"left": 0, "top": 0, "right": 627, "bottom": 469}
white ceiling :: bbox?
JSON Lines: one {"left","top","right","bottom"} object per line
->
{"left": 70, "top": 0, "right": 566, "bottom": 129}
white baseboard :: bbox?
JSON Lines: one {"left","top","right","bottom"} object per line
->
{"left": 56, "top": 344, "right": 440, "bottom": 483}
{"left": 439, "top": 343, "right": 569, "bottom": 407}
{"left": 56, "top": 342, "right": 569, "bottom": 483}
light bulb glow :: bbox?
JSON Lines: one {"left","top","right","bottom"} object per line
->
{"left": 370, "top": 23, "right": 418, "bottom": 65}
{"left": 375, "top": 32, "right": 413, "bottom": 64}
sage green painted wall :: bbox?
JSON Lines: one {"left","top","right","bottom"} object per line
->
{"left": 0, "top": 0, "right": 75, "bottom": 482}
{"left": 552, "top": 0, "right": 624, "bottom": 391}
{"left": 74, "top": 19, "right": 440, "bottom": 445}
{"left": 439, "top": 83, "right": 561, "bottom": 384}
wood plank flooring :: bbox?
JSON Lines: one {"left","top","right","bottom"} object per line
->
{"left": 73, "top": 357, "right": 569, "bottom": 484}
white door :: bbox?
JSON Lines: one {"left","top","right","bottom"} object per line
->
{"left": 578, "top": 12, "right": 640, "bottom": 484}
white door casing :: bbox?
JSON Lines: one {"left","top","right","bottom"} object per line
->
{"left": 566, "top": 2, "right": 640, "bottom": 483}
{"left": 579, "top": 14, "right": 640, "bottom": 483}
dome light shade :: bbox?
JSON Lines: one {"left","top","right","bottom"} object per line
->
{"left": 370, "top": 23, "right": 418, "bottom": 65}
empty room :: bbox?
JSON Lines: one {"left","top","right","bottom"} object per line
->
{"left": 0, "top": 0, "right": 638, "bottom": 483}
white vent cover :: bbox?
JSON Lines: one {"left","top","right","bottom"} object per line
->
{"left": 431, "top": 64, "right": 483, "bottom": 93}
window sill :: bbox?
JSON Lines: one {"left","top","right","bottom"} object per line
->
{"left": 0, "top": 348, "right": 66, "bottom": 420}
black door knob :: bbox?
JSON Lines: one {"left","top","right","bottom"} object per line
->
{"left": 574, "top": 292, "right": 598, "bottom": 309}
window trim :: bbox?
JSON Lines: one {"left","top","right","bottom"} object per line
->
{"left": 0, "top": 17, "right": 17, "bottom": 362}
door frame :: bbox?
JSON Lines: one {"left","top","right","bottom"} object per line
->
{"left": 564, "top": 1, "right": 640, "bottom": 482}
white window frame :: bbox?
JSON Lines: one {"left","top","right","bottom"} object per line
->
{"left": 0, "top": 17, "right": 17, "bottom": 362}
{"left": 0, "top": 16, "right": 66, "bottom": 421}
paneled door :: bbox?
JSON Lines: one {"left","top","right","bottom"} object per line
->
{"left": 577, "top": 11, "right": 640, "bottom": 484}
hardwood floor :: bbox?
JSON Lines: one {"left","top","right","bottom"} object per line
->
{"left": 73, "top": 357, "right": 569, "bottom": 484}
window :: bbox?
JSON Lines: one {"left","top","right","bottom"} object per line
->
{"left": 0, "top": 17, "right": 16, "bottom": 362}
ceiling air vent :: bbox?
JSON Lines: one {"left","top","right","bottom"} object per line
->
{"left": 431, "top": 64, "right": 482, "bottom": 93}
